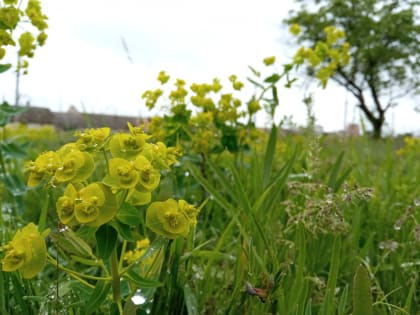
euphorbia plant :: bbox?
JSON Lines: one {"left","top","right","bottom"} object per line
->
{"left": 1, "top": 123, "right": 200, "bottom": 314}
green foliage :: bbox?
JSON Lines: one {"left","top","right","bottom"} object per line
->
{"left": 286, "top": 0, "right": 420, "bottom": 138}
{"left": 0, "top": 0, "right": 48, "bottom": 74}
{"left": 353, "top": 264, "right": 373, "bottom": 315}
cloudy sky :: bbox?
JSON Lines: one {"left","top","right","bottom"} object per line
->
{"left": 0, "top": 0, "right": 418, "bottom": 134}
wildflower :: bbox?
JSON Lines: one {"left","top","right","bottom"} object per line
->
{"left": 263, "top": 56, "right": 276, "bottom": 66}
{"left": 289, "top": 23, "right": 301, "bottom": 36}
{"left": 57, "top": 183, "right": 118, "bottom": 227}
{"left": 109, "top": 132, "right": 149, "bottom": 160}
{"left": 18, "top": 32, "right": 36, "bottom": 57}
{"left": 74, "top": 183, "right": 118, "bottom": 226}
{"left": 247, "top": 98, "right": 261, "bottom": 115}
{"left": 25, "top": 151, "right": 60, "bottom": 187}
{"left": 157, "top": 70, "right": 170, "bottom": 84}
{"left": 2, "top": 223, "right": 49, "bottom": 279}
{"left": 55, "top": 144, "right": 95, "bottom": 183}
{"left": 146, "top": 199, "right": 190, "bottom": 238}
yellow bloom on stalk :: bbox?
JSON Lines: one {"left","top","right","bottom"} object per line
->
{"left": 169, "top": 80, "right": 188, "bottom": 104}
{"left": 103, "top": 158, "right": 140, "bottom": 189}
{"left": 55, "top": 144, "right": 95, "bottom": 183}
{"left": 76, "top": 183, "right": 118, "bottom": 226}
{"left": 134, "top": 155, "right": 161, "bottom": 191}
{"left": 289, "top": 23, "right": 301, "bottom": 36}
{"left": 247, "top": 98, "right": 261, "bottom": 115}
{"left": 56, "top": 183, "right": 78, "bottom": 225}
{"left": 178, "top": 199, "right": 199, "bottom": 227}
{"left": 57, "top": 183, "right": 118, "bottom": 227}
{"left": 74, "top": 127, "right": 110, "bottom": 151}
{"left": 109, "top": 132, "right": 149, "bottom": 160}
{"left": 142, "top": 89, "right": 163, "bottom": 110}
{"left": 141, "top": 142, "right": 181, "bottom": 170}
{"left": 211, "top": 78, "right": 222, "bottom": 92}
{"left": 263, "top": 56, "right": 276, "bottom": 66}
{"left": 25, "top": 151, "right": 60, "bottom": 187}
{"left": 18, "top": 32, "right": 36, "bottom": 58}
{"left": 2, "top": 223, "right": 49, "bottom": 279}
{"left": 124, "top": 238, "right": 150, "bottom": 264}
{"left": 146, "top": 199, "right": 190, "bottom": 239}
{"left": 157, "top": 70, "right": 170, "bottom": 84}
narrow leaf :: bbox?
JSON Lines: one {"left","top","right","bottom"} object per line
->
{"left": 124, "top": 269, "right": 162, "bottom": 288}
{"left": 85, "top": 281, "right": 111, "bottom": 315}
{"left": 353, "top": 264, "right": 373, "bottom": 315}
{"left": 95, "top": 224, "right": 118, "bottom": 260}
{"left": 184, "top": 284, "right": 199, "bottom": 315}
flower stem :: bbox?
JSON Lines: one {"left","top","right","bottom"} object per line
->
{"left": 110, "top": 247, "right": 122, "bottom": 309}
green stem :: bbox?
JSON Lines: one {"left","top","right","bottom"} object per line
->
{"left": 110, "top": 248, "right": 121, "bottom": 307}
{"left": 47, "top": 255, "right": 110, "bottom": 284}
{"left": 37, "top": 191, "right": 49, "bottom": 232}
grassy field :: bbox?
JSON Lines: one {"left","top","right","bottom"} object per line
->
{"left": 0, "top": 117, "right": 419, "bottom": 315}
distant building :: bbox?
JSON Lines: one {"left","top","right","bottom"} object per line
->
{"left": 12, "top": 105, "right": 146, "bottom": 131}
{"left": 345, "top": 123, "right": 360, "bottom": 136}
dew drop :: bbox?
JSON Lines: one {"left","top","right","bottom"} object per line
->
{"left": 378, "top": 242, "right": 385, "bottom": 249}
{"left": 414, "top": 198, "right": 420, "bottom": 207}
{"left": 393, "top": 221, "right": 402, "bottom": 231}
{"left": 131, "top": 290, "right": 146, "bottom": 305}
{"left": 58, "top": 224, "right": 68, "bottom": 232}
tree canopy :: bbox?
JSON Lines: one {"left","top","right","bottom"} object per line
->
{"left": 285, "top": 0, "right": 420, "bottom": 137}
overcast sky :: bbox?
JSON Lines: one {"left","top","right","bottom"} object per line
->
{"left": 0, "top": 0, "right": 418, "bottom": 134}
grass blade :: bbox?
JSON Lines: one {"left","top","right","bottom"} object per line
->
{"left": 353, "top": 264, "right": 373, "bottom": 315}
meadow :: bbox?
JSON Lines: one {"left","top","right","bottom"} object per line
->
{"left": 0, "top": 8, "right": 419, "bottom": 313}
{"left": 0, "top": 97, "right": 419, "bottom": 314}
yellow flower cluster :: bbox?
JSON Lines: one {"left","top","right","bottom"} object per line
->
{"left": 142, "top": 89, "right": 163, "bottom": 110}
{"left": 146, "top": 199, "right": 199, "bottom": 239}
{"left": 397, "top": 136, "right": 420, "bottom": 155}
{"left": 1, "top": 223, "right": 49, "bottom": 279}
{"left": 169, "top": 79, "right": 188, "bottom": 105}
{"left": 289, "top": 23, "right": 301, "bottom": 36}
{"left": 229, "top": 74, "right": 244, "bottom": 91}
{"left": 263, "top": 56, "right": 276, "bottom": 66}
{"left": 293, "top": 26, "right": 350, "bottom": 87}
{"left": 10, "top": 123, "right": 196, "bottom": 278}
{"left": 0, "top": 0, "right": 48, "bottom": 73}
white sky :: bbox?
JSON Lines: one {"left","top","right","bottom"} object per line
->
{"left": 0, "top": 0, "right": 418, "bottom": 134}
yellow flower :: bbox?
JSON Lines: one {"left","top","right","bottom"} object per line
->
{"left": 146, "top": 199, "right": 190, "bottom": 238}
{"left": 2, "top": 223, "right": 49, "bottom": 279}
{"left": 263, "top": 56, "right": 276, "bottom": 66}
{"left": 55, "top": 144, "right": 95, "bottom": 183}
{"left": 74, "top": 183, "right": 118, "bottom": 226}
{"left": 289, "top": 23, "right": 301, "bottom": 36}
{"left": 157, "top": 70, "right": 170, "bottom": 84}
{"left": 25, "top": 151, "right": 60, "bottom": 187}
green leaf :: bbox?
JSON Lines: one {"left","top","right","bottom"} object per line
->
{"left": 50, "top": 227, "right": 95, "bottom": 258}
{"left": 95, "top": 224, "right": 118, "bottom": 260}
{"left": 184, "top": 284, "right": 199, "bottom": 315}
{"left": 116, "top": 202, "right": 141, "bottom": 225}
{"left": 0, "top": 64, "right": 11, "bottom": 74}
{"left": 0, "top": 173, "right": 26, "bottom": 196}
{"left": 353, "top": 264, "right": 373, "bottom": 315}
{"left": 263, "top": 124, "right": 277, "bottom": 187}
{"left": 327, "top": 151, "right": 352, "bottom": 192}
{"left": 263, "top": 73, "right": 281, "bottom": 84}
{"left": 123, "top": 269, "right": 163, "bottom": 289}
{"left": 0, "top": 141, "right": 29, "bottom": 159}
{"left": 319, "top": 237, "right": 341, "bottom": 315}
{"left": 109, "top": 220, "right": 137, "bottom": 242}
{"left": 85, "top": 281, "right": 111, "bottom": 315}
{"left": 246, "top": 77, "right": 265, "bottom": 89}
{"left": 248, "top": 65, "right": 261, "bottom": 77}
